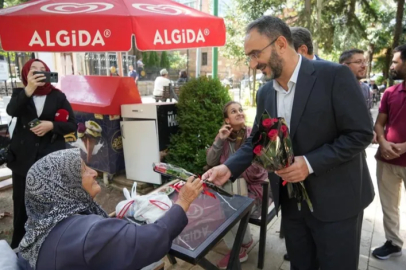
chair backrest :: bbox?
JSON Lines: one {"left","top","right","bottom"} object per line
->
{"left": 162, "top": 86, "right": 170, "bottom": 98}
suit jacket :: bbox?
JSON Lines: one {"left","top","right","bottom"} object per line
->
{"left": 225, "top": 57, "right": 374, "bottom": 222}
{"left": 314, "top": 54, "right": 322, "bottom": 61}
{"left": 7, "top": 88, "right": 77, "bottom": 177}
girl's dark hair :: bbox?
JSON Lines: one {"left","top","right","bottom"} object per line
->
{"left": 180, "top": 70, "right": 188, "bottom": 79}
{"left": 223, "top": 101, "right": 241, "bottom": 119}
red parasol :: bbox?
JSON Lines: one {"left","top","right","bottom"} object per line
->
{"left": 0, "top": 0, "right": 226, "bottom": 52}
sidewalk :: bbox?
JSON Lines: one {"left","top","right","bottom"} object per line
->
{"left": 164, "top": 105, "right": 406, "bottom": 270}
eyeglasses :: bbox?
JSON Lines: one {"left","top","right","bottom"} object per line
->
{"left": 246, "top": 36, "right": 279, "bottom": 62}
{"left": 346, "top": 60, "right": 369, "bottom": 66}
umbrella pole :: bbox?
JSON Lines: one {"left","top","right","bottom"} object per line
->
{"left": 118, "top": 52, "right": 124, "bottom": 77}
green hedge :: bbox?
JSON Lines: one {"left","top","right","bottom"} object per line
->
{"left": 166, "top": 77, "right": 232, "bottom": 174}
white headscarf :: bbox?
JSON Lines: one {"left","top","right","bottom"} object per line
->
{"left": 19, "top": 148, "right": 108, "bottom": 268}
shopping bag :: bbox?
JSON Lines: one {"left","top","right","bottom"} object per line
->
{"left": 115, "top": 182, "right": 172, "bottom": 224}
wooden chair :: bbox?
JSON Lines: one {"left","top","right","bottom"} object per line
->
{"left": 248, "top": 181, "right": 277, "bottom": 269}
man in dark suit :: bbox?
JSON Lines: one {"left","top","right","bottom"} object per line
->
{"left": 290, "top": 27, "right": 321, "bottom": 61}
{"left": 203, "top": 16, "right": 374, "bottom": 270}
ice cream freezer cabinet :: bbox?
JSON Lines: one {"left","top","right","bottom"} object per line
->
{"left": 121, "top": 103, "right": 179, "bottom": 185}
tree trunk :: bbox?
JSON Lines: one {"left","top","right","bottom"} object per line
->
{"left": 314, "top": 0, "right": 323, "bottom": 55}
{"left": 384, "top": 47, "right": 392, "bottom": 84}
{"left": 0, "top": 0, "right": 4, "bottom": 9}
{"left": 251, "top": 69, "right": 257, "bottom": 107}
{"left": 392, "top": 0, "right": 405, "bottom": 49}
{"left": 305, "top": 0, "right": 311, "bottom": 30}
{"left": 388, "top": 0, "right": 405, "bottom": 86}
{"left": 366, "top": 43, "right": 374, "bottom": 79}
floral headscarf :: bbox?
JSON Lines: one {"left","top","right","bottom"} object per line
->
{"left": 19, "top": 148, "right": 108, "bottom": 268}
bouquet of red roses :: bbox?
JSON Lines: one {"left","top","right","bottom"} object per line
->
{"left": 252, "top": 111, "right": 313, "bottom": 212}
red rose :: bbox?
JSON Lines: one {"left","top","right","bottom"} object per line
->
{"left": 268, "top": 129, "right": 278, "bottom": 140}
{"left": 281, "top": 125, "right": 288, "bottom": 133}
{"left": 262, "top": 118, "right": 273, "bottom": 129}
{"left": 281, "top": 125, "right": 288, "bottom": 137}
{"left": 253, "top": 145, "right": 263, "bottom": 156}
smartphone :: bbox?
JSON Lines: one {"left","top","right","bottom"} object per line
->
{"left": 28, "top": 118, "right": 41, "bottom": 128}
{"left": 33, "top": 71, "right": 58, "bottom": 83}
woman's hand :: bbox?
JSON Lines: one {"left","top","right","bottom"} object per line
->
{"left": 25, "top": 70, "right": 46, "bottom": 97}
{"left": 218, "top": 125, "right": 232, "bottom": 140}
{"left": 175, "top": 176, "right": 203, "bottom": 212}
{"left": 31, "top": 121, "right": 54, "bottom": 137}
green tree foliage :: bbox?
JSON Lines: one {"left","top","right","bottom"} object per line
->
{"left": 160, "top": 51, "right": 170, "bottom": 69}
{"left": 167, "top": 51, "right": 187, "bottom": 71}
{"left": 166, "top": 77, "right": 231, "bottom": 174}
{"left": 1, "top": 0, "right": 29, "bottom": 9}
{"left": 141, "top": 52, "right": 149, "bottom": 67}
{"left": 147, "top": 52, "right": 159, "bottom": 67}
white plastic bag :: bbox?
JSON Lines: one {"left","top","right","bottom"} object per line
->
{"left": 116, "top": 182, "right": 172, "bottom": 224}
{"left": 0, "top": 240, "right": 18, "bottom": 270}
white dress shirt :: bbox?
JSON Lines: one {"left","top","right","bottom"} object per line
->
{"left": 273, "top": 55, "right": 314, "bottom": 174}
{"left": 32, "top": 95, "right": 47, "bottom": 117}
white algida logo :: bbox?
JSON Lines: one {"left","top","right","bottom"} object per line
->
{"left": 29, "top": 30, "right": 106, "bottom": 47}
{"left": 40, "top": 3, "right": 113, "bottom": 14}
{"left": 153, "top": 29, "right": 206, "bottom": 45}
{"left": 132, "top": 4, "right": 191, "bottom": 15}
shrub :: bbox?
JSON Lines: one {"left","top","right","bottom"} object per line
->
{"left": 160, "top": 51, "right": 170, "bottom": 70}
{"left": 166, "top": 77, "right": 231, "bottom": 174}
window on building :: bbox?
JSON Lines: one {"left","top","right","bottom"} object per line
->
{"left": 202, "top": 52, "right": 208, "bottom": 66}
{"left": 173, "top": 0, "right": 197, "bottom": 9}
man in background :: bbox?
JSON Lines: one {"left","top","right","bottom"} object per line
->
{"left": 339, "top": 49, "right": 374, "bottom": 127}
{"left": 128, "top": 65, "right": 138, "bottom": 82}
{"left": 290, "top": 27, "right": 321, "bottom": 60}
{"left": 153, "top": 69, "right": 171, "bottom": 102}
{"left": 373, "top": 44, "right": 406, "bottom": 260}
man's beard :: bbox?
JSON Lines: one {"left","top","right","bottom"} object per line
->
{"left": 356, "top": 74, "right": 366, "bottom": 80}
{"left": 390, "top": 67, "right": 406, "bottom": 80}
{"left": 258, "top": 50, "right": 283, "bottom": 81}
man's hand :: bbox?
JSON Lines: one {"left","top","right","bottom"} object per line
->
{"left": 392, "top": 143, "right": 406, "bottom": 156}
{"left": 202, "top": 164, "right": 231, "bottom": 186}
{"left": 379, "top": 139, "right": 400, "bottom": 160}
{"left": 30, "top": 121, "right": 53, "bottom": 137}
{"left": 372, "top": 131, "right": 378, "bottom": 144}
{"left": 275, "top": 156, "right": 309, "bottom": 183}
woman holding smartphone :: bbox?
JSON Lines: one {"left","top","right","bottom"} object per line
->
{"left": 6, "top": 59, "right": 76, "bottom": 249}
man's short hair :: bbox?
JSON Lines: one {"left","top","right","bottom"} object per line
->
{"left": 246, "top": 16, "right": 293, "bottom": 47}
{"left": 339, "top": 49, "right": 364, "bottom": 64}
{"left": 290, "top": 27, "right": 313, "bottom": 55}
{"left": 160, "top": 69, "right": 168, "bottom": 76}
{"left": 394, "top": 44, "right": 406, "bottom": 62}
{"left": 129, "top": 65, "right": 133, "bottom": 68}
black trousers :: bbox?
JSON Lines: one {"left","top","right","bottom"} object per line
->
{"left": 282, "top": 203, "right": 363, "bottom": 270}
{"left": 11, "top": 173, "right": 28, "bottom": 249}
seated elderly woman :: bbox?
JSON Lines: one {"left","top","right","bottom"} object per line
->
{"left": 206, "top": 101, "right": 270, "bottom": 269}
{"left": 18, "top": 148, "right": 203, "bottom": 270}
